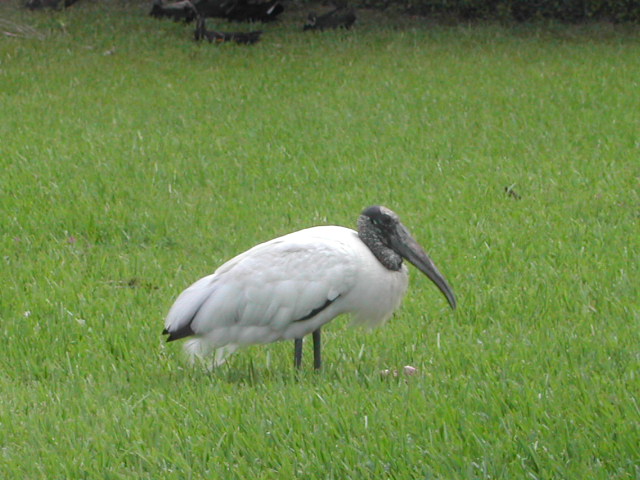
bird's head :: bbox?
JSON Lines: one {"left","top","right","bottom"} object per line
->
{"left": 358, "top": 205, "right": 457, "bottom": 309}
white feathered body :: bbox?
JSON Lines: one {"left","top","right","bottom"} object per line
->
{"left": 164, "top": 226, "right": 409, "bottom": 364}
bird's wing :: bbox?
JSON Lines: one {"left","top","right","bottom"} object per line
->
{"left": 164, "top": 227, "right": 360, "bottom": 338}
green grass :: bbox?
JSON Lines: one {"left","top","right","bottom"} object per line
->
{"left": 1, "top": 1, "right": 639, "bottom": 478}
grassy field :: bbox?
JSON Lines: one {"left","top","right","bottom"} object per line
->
{"left": 1, "top": 1, "right": 639, "bottom": 478}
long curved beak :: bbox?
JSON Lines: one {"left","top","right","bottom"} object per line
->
{"left": 391, "top": 224, "right": 457, "bottom": 309}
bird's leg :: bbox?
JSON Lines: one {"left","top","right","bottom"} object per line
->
{"left": 294, "top": 338, "right": 303, "bottom": 369}
{"left": 312, "top": 329, "right": 322, "bottom": 370}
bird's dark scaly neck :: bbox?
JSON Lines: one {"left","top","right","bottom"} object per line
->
{"left": 357, "top": 214, "right": 403, "bottom": 271}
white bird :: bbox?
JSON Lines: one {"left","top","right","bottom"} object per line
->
{"left": 163, "top": 205, "right": 456, "bottom": 369}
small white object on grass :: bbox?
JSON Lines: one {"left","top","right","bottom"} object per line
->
{"left": 381, "top": 365, "right": 419, "bottom": 377}
{"left": 403, "top": 365, "right": 418, "bottom": 375}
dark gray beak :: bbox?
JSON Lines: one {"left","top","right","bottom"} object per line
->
{"left": 391, "top": 224, "right": 457, "bottom": 309}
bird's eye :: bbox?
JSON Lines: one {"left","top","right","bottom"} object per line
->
{"left": 372, "top": 214, "right": 391, "bottom": 227}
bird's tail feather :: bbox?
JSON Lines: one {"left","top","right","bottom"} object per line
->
{"left": 184, "top": 339, "right": 238, "bottom": 367}
{"left": 214, "top": 345, "right": 238, "bottom": 366}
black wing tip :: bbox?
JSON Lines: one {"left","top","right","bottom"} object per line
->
{"left": 292, "top": 296, "right": 338, "bottom": 323}
{"left": 162, "top": 326, "right": 195, "bottom": 342}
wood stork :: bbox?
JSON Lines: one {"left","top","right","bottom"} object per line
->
{"left": 163, "top": 206, "right": 456, "bottom": 369}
